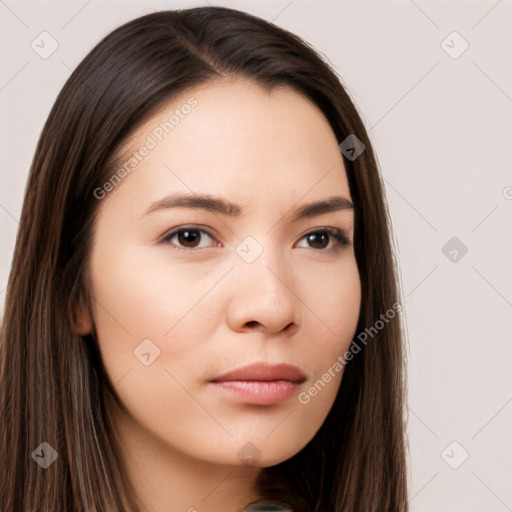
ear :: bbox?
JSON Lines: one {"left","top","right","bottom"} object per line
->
{"left": 70, "top": 292, "right": 93, "bottom": 336}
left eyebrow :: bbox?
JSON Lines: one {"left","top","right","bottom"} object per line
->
{"left": 290, "top": 196, "right": 354, "bottom": 221}
{"left": 143, "top": 192, "right": 354, "bottom": 220}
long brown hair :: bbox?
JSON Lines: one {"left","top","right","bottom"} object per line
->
{"left": 0, "top": 6, "right": 409, "bottom": 511}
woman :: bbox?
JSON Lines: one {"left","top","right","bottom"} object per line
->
{"left": 0, "top": 6, "right": 409, "bottom": 511}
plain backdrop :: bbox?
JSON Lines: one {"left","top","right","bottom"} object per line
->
{"left": 1, "top": 1, "right": 511, "bottom": 510}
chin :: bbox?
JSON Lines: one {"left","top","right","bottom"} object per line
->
{"left": 226, "top": 434, "right": 312, "bottom": 469}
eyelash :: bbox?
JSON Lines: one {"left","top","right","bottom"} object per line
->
{"left": 160, "top": 225, "right": 351, "bottom": 252}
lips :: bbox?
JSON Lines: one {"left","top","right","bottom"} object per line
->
{"left": 211, "top": 362, "right": 307, "bottom": 383}
{"left": 210, "top": 362, "right": 307, "bottom": 405}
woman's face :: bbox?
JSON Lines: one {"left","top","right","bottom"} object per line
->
{"left": 79, "top": 78, "right": 361, "bottom": 468}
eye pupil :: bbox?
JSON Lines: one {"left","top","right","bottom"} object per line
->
{"left": 308, "top": 232, "right": 329, "bottom": 249}
{"left": 177, "top": 229, "right": 200, "bottom": 247}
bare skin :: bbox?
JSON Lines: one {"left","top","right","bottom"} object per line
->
{"left": 73, "top": 77, "right": 361, "bottom": 512}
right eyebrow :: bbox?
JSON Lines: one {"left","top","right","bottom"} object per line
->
{"left": 144, "top": 192, "right": 242, "bottom": 217}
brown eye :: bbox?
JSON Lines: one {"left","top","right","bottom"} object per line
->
{"left": 161, "top": 227, "right": 217, "bottom": 250}
{"left": 296, "top": 228, "right": 349, "bottom": 251}
{"left": 306, "top": 232, "right": 329, "bottom": 249}
{"left": 176, "top": 229, "right": 201, "bottom": 248}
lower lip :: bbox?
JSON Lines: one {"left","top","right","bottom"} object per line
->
{"left": 211, "top": 380, "right": 301, "bottom": 405}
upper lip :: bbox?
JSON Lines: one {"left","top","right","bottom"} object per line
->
{"left": 211, "top": 362, "right": 307, "bottom": 383}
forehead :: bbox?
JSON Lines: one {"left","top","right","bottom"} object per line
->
{"left": 103, "top": 77, "right": 350, "bottom": 212}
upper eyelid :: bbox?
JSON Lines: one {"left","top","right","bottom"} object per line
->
{"left": 160, "top": 225, "right": 216, "bottom": 241}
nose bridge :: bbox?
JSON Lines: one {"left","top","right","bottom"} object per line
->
{"left": 235, "top": 233, "right": 287, "bottom": 291}
{"left": 228, "top": 232, "right": 298, "bottom": 332}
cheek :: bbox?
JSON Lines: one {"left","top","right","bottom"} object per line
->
{"left": 89, "top": 258, "right": 215, "bottom": 438}
{"left": 89, "top": 247, "right": 223, "bottom": 386}
{"left": 304, "top": 257, "right": 361, "bottom": 350}
{"left": 297, "top": 259, "right": 361, "bottom": 402}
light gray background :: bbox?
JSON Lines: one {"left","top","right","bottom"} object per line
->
{"left": 1, "top": 0, "right": 511, "bottom": 510}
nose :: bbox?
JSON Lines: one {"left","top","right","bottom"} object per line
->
{"left": 226, "top": 246, "right": 299, "bottom": 335}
